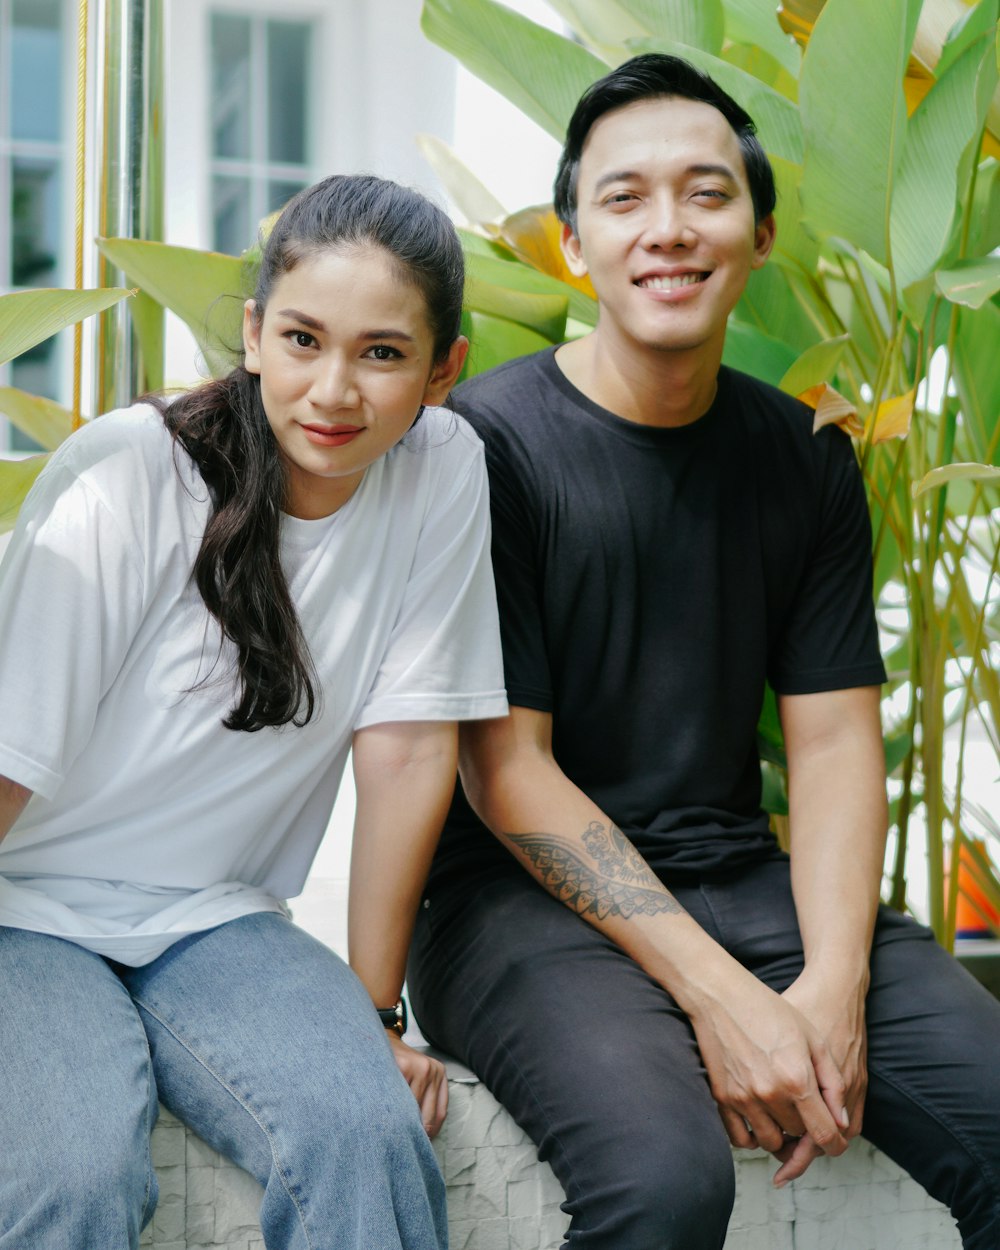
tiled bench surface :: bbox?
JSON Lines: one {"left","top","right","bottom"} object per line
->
{"left": 144, "top": 1061, "right": 960, "bottom": 1250}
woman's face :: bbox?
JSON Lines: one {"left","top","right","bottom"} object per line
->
{"left": 243, "top": 245, "right": 466, "bottom": 519}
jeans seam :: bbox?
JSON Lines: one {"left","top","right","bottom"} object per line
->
{"left": 867, "top": 1057, "right": 1000, "bottom": 1234}
{"left": 132, "top": 997, "right": 315, "bottom": 1250}
{"left": 139, "top": 1025, "right": 157, "bottom": 1228}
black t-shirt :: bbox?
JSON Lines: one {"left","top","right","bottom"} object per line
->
{"left": 429, "top": 347, "right": 886, "bottom": 891}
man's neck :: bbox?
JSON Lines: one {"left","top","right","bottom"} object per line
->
{"left": 554, "top": 330, "right": 723, "bottom": 429}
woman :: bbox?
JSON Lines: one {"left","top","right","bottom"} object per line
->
{"left": 0, "top": 174, "right": 506, "bottom": 1249}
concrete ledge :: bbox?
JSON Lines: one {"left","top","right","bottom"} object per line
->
{"left": 145, "top": 1064, "right": 960, "bottom": 1250}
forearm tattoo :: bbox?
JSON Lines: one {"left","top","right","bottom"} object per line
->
{"left": 505, "top": 821, "right": 684, "bottom": 921}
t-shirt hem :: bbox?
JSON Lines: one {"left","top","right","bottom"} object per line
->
{"left": 503, "top": 687, "right": 553, "bottom": 713}
{"left": 770, "top": 662, "right": 887, "bottom": 696}
{"left": 356, "top": 691, "right": 508, "bottom": 730}
{"left": 0, "top": 743, "right": 61, "bottom": 801}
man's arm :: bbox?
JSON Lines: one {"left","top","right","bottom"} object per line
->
{"left": 461, "top": 707, "right": 850, "bottom": 1162}
{"left": 774, "top": 684, "right": 888, "bottom": 1182}
{"left": 348, "top": 720, "right": 458, "bottom": 1139}
{"left": 0, "top": 775, "right": 31, "bottom": 844}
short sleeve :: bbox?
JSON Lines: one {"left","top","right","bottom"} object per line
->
{"left": 0, "top": 463, "right": 145, "bottom": 797}
{"left": 768, "top": 428, "right": 887, "bottom": 695}
{"left": 481, "top": 431, "right": 554, "bottom": 712}
{"left": 356, "top": 440, "right": 507, "bottom": 728}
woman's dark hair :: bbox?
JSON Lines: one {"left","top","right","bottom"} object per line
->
{"left": 154, "top": 174, "right": 465, "bottom": 733}
{"left": 553, "top": 53, "right": 776, "bottom": 231}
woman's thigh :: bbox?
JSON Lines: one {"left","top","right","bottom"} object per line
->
{"left": 409, "top": 874, "right": 735, "bottom": 1250}
{"left": 0, "top": 927, "right": 157, "bottom": 1249}
{"left": 120, "top": 911, "right": 445, "bottom": 1250}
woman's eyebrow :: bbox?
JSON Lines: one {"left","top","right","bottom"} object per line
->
{"left": 276, "top": 308, "right": 326, "bottom": 331}
{"left": 360, "top": 330, "right": 417, "bottom": 343}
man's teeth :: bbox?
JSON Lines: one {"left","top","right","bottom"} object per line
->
{"left": 641, "top": 273, "right": 705, "bottom": 290}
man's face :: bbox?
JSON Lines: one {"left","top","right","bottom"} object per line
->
{"left": 562, "top": 95, "right": 775, "bottom": 361}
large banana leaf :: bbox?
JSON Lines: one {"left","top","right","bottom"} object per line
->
{"left": 416, "top": 134, "right": 507, "bottom": 224}
{"left": 465, "top": 247, "right": 598, "bottom": 329}
{"left": 96, "top": 238, "right": 245, "bottom": 379}
{"left": 953, "top": 302, "right": 1000, "bottom": 466}
{"left": 891, "top": 32, "right": 998, "bottom": 306}
{"left": 0, "top": 455, "right": 49, "bottom": 534}
{"left": 421, "top": 0, "right": 607, "bottom": 141}
{"left": 616, "top": 0, "right": 725, "bottom": 53}
{"left": 722, "top": 320, "right": 798, "bottom": 385}
{"left": 936, "top": 256, "right": 1000, "bottom": 310}
{"left": 626, "top": 36, "right": 804, "bottom": 163}
{"left": 0, "top": 288, "right": 132, "bottom": 367}
{"left": 462, "top": 311, "right": 553, "bottom": 380}
{"left": 798, "top": 0, "right": 923, "bottom": 264}
{"left": 722, "top": 0, "right": 802, "bottom": 77}
{"left": 0, "top": 389, "right": 74, "bottom": 451}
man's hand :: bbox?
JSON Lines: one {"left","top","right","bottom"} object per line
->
{"left": 688, "top": 974, "right": 850, "bottom": 1171}
{"left": 770, "top": 971, "right": 869, "bottom": 1184}
{"left": 387, "top": 1034, "right": 449, "bottom": 1138}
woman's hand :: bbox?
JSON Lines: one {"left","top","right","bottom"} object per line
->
{"left": 387, "top": 1034, "right": 449, "bottom": 1138}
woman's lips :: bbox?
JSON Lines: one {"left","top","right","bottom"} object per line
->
{"left": 301, "top": 423, "right": 364, "bottom": 447}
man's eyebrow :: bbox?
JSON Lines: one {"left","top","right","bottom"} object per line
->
{"left": 592, "top": 163, "right": 740, "bottom": 196}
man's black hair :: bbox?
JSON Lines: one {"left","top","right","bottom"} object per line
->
{"left": 553, "top": 53, "right": 776, "bottom": 231}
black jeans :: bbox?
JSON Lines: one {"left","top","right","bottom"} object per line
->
{"left": 408, "top": 857, "right": 1000, "bottom": 1249}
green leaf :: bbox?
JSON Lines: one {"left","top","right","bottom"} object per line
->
{"left": 626, "top": 37, "right": 803, "bottom": 163}
{"left": 734, "top": 262, "right": 821, "bottom": 356}
{"left": 722, "top": 320, "right": 798, "bottom": 386}
{"left": 936, "top": 0, "right": 1000, "bottom": 79}
{"left": 464, "top": 276, "right": 567, "bottom": 341}
{"left": 883, "top": 730, "right": 912, "bottom": 777}
{"left": 890, "top": 34, "right": 998, "bottom": 294}
{"left": 721, "top": 0, "right": 801, "bottom": 78}
{"left": 966, "top": 158, "right": 1000, "bottom": 259}
{"left": 416, "top": 133, "right": 507, "bottom": 223}
{"left": 779, "top": 334, "right": 850, "bottom": 396}
{"left": 721, "top": 43, "right": 798, "bottom": 103}
{"left": 0, "top": 388, "right": 74, "bottom": 451}
{"left": 541, "top": 0, "right": 647, "bottom": 59}
{"left": 913, "top": 462, "right": 1000, "bottom": 498}
{"left": 97, "top": 238, "right": 246, "bottom": 379}
{"left": 0, "top": 454, "right": 49, "bottom": 533}
{"left": 420, "top": 0, "right": 607, "bottom": 141}
{"left": 464, "top": 247, "right": 598, "bottom": 328}
{"left": 799, "top": 0, "right": 922, "bottom": 265}
{"left": 953, "top": 302, "right": 1000, "bottom": 465}
{"left": 462, "top": 310, "right": 553, "bottom": 379}
{"left": 936, "top": 256, "right": 1000, "bottom": 310}
{"left": 760, "top": 760, "right": 789, "bottom": 815}
{"left": 769, "top": 155, "right": 818, "bottom": 273}
{"left": 0, "top": 287, "right": 132, "bottom": 367}
{"left": 131, "top": 289, "right": 164, "bottom": 393}
{"left": 616, "top": 0, "right": 725, "bottom": 54}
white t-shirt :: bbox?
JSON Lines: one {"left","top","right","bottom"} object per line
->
{"left": 0, "top": 402, "right": 507, "bottom": 964}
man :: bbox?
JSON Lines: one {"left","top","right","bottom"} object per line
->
{"left": 408, "top": 54, "right": 1000, "bottom": 1249}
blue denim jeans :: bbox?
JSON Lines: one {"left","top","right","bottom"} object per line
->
{"left": 0, "top": 912, "right": 447, "bottom": 1250}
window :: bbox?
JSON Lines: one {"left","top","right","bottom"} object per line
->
{"left": 209, "top": 12, "right": 311, "bottom": 255}
{"left": 0, "top": 0, "right": 69, "bottom": 451}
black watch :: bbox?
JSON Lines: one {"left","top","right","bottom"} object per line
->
{"left": 377, "top": 997, "right": 407, "bottom": 1038}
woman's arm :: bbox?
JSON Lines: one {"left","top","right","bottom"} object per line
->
{"left": 348, "top": 719, "right": 458, "bottom": 1137}
{"left": 0, "top": 775, "right": 31, "bottom": 844}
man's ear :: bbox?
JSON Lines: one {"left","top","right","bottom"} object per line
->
{"left": 751, "top": 214, "right": 777, "bottom": 270}
{"left": 242, "top": 299, "right": 262, "bottom": 374}
{"left": 560, "top": 222, "right": 588, "bottom": 278}
{"left": 422, "top": 336, "right": 470, "bottom": 406}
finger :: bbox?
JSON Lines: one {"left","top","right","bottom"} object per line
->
{"left": 773, "top": 1134, "right": 823, "bottom": 1187}
{"left": 796, "top": 1085, "right": 848, "bottom": 1157}
{"left": 743, "top": 1107, "right": 789, "bottom": 1155}
{"left": 719, "top": 1106, "right": 758, "bottom": 1150}
{"left": 812, "top": 1045, "right": 850, "bottom": 1133}
{"left": 421, "top": 1068, "right": 446, "bottom": 1138}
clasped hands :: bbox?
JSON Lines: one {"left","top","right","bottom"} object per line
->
{"left": 692, "top": 970, "right": 867, "bottom": 1187}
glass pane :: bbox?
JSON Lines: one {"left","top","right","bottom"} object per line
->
{"left": 11, "top": 0, "right": 63, "bottom": 143}
{"left": 211, "top": 13, "right": 251, "bottom": 160}
{"left": 267, "top": 22, "right": 309, "bottom": 165}
{"left": 267, "top": 180, "right": 306, "bottom": 216}
{"left": 11, "top": 157, "right": 61, "bottom": 287}
{"left": 213, "top": 174, "right": 252, "bottom": 255}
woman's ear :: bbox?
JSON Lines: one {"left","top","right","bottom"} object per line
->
{"left": 243, "top": 300, "right": 262, "bottom": 374}
{"left": 422, "top": 336, "right": 470, "bottom": 406}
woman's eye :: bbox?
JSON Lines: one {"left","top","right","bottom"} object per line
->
{"left": 368, "top": 344, "right": 402, "bottom": 361}
{"left": 286, "top": 330, "right": 315, "bottom": 349}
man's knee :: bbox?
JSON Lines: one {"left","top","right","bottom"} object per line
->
{"left": 558, "top": 1116, "right": 735, "bottom": 1249}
